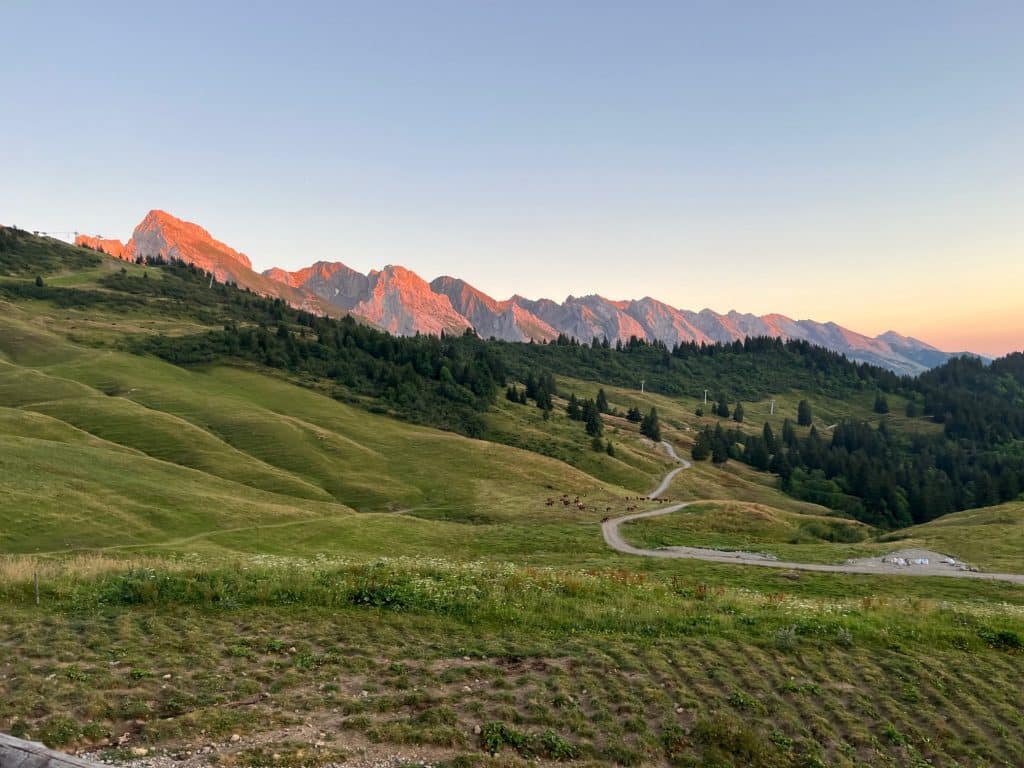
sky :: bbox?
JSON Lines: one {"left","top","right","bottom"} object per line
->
{"left": 2, "top": 1, "right": 1022, "bottom": 356}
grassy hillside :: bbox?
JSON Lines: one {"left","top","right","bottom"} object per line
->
{"left": 1, "top": 233, "right": 1023, "bottom": 767}
{"left": 879, "top": 501, "right": 1024, "bottom": 572}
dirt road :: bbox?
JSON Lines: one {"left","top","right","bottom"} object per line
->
{"left": 602, "top": 442, "right": 1024, "bottom": 584}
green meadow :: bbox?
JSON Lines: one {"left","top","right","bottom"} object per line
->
{"left": 1, "top": 236, "right": 1022, "bottom": 767}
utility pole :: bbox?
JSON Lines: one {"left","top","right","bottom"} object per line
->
{"left": 770, "top": 400, "right": 776, "bottom": 415}
{"left": 703, "top": 389, "right": 708, "bottom": 405}
{"left": 640, "top": 378, "right": 645, "bottom": 394}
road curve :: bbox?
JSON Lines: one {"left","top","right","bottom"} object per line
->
{"left": 602, "top": 441, "right": 1024, "bottom": 584}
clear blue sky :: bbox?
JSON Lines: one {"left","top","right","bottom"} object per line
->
{"left": 3, "top": 1, "right": 1022, "bottom": 354}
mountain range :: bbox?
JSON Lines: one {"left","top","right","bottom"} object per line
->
{"left": 77, "top": 210, "right": 960, "bottom": 375}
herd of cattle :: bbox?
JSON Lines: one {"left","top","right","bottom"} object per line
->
{"left": 544, "top": 493, "right": 676, "bottom": 522}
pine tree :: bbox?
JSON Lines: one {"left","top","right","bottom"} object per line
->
{"left": 566, "top": 393, "right": 582, "bottom": 420}
{"left": 762, "top": 423, "right": 776, "bottom": 454}
{"left": 640, "top": 407, "right": 661, "bottom": 442}
{"left": 770, "top": 449, "right": 793, "bottom": 482}
{"left": 692, "top": 429, "right": 712, "bottom": 461}
{"left": 626, "top": 406, "right": 642, "bottom": 423}
{"left": 711, "top": 422, "right": 729, "bottom": 464}
{"left": 716, "top": 399, "right": 730, "bottom": 418}
{"left": 536, "top": 386, "right": 553, "bottom": 411}
{"left": 782, "top": 418, "right": 797, "bottom": 447}
{"left": 797, "top": 399, "right": 813, "bottom": 426}
{"left": 748, "top": 438, "right": 770, "bottom": 470}
{"left": 525, "top": 373, "right": 538, "bottom": 401}
{"left": 585, "top": 406, "right": 604, "bottom": 437}
{"left": 733, "top": 402, "right": 744, "bottom": 423}
{"left": 596, "top": 388, "right": 609, "bottom": 413}
{"left": 874, "top": 393, "right": 889, "bottom": 414}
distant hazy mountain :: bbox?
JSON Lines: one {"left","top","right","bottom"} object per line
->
{"left": 80, "top": 210, "right": 963, "bottom": 375}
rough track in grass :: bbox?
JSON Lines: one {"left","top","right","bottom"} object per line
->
{"left": 603, "top": 441, "right": 1024, "bottom": 584}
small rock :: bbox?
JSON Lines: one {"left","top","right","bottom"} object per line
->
{"left": 230, "top": 734, "right": 241, "bottom": 743}
{"left": 473, "top": 724, "right": 481, "bottom": 735}
{"left": 130, "top": 747, "right": 148, "bottom": 757}
{"left": 162, "top": 673, "right": 172, "bottom": 680}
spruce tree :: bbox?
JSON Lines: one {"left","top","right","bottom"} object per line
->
{"left": 692, "top": 429, "right": 712, "bottom": 461}
{"left": 797, "top": 399, "right": 813, "bottom": 426}
{"left": 711, "top": 423, "right": 729, "bottom": 464}
{"left": 596, "top": 388, "right": 609, "bottom": 414}
{"left": 782, "top": 418, "right": 797, "bottom": 447}
{"left": 762, "top": 423, "right": 776, "bottom": 454}
{"left": 585, "top": 406, "right": 604, "bottom": 437}
{"left": 640, "top": 407, "right": 661, "bottom": 442}
{"left": 748, "top": 438, "right": 770, "bottom": 470}
{"left": 874, "top": 393, "right": 889, "bottom": 414}
{"left": 566, "top": 393, "right": 582, "bottom": 420}
{"left": 733, "top": 402, "right": 744, "bottom": 423}
{"left": 525, "top": 373, "right": 538, "bottom": 401}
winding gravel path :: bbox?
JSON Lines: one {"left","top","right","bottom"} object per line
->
{"left": 602, "top": 441, "right": 1024, "bottom": 584}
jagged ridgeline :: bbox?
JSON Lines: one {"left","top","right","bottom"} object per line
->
{"left": 2, "top": 227, "right": 1022, "bottom": 530}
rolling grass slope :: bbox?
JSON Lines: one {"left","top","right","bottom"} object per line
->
{"left": 2, "top": 237, "right": 1023, "bottom": 767}
{"left": 881, "top": 501, "right": 1024, "bottom": 572}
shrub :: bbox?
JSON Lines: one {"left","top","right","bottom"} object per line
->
{"left": 977, "top": 626, "right": 1023, "bottom": 651}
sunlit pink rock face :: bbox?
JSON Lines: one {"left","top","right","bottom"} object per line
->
{"left": 96, "top": 209, "right": 955, "bottom": 373}
{"left": 116, "top": 210, "right": 331, "bottom": 314}
{"left": 125, "top": 210, "right": 253, "bottom": 282}
{"left": 430, "top": 276, "right": 558, "bottom": 342}
{"left": 75, "top": 234, "right": 125, "bottom": 258}
{"left": 263, "top": 261, "right": 369, "bottom": 310}
{"left": 354, "top": 266, "right": 471, "bottom": 337}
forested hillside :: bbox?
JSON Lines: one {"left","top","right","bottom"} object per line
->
{"left": 2, "top": 227, "right": 1021, "bottom": 531}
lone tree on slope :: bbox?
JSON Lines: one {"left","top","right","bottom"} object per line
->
{"left": 640, "top": 407, "right": 661, "bottom": 442}
{"left": 797, "top": 399, "right": 813, "bottom": 426}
